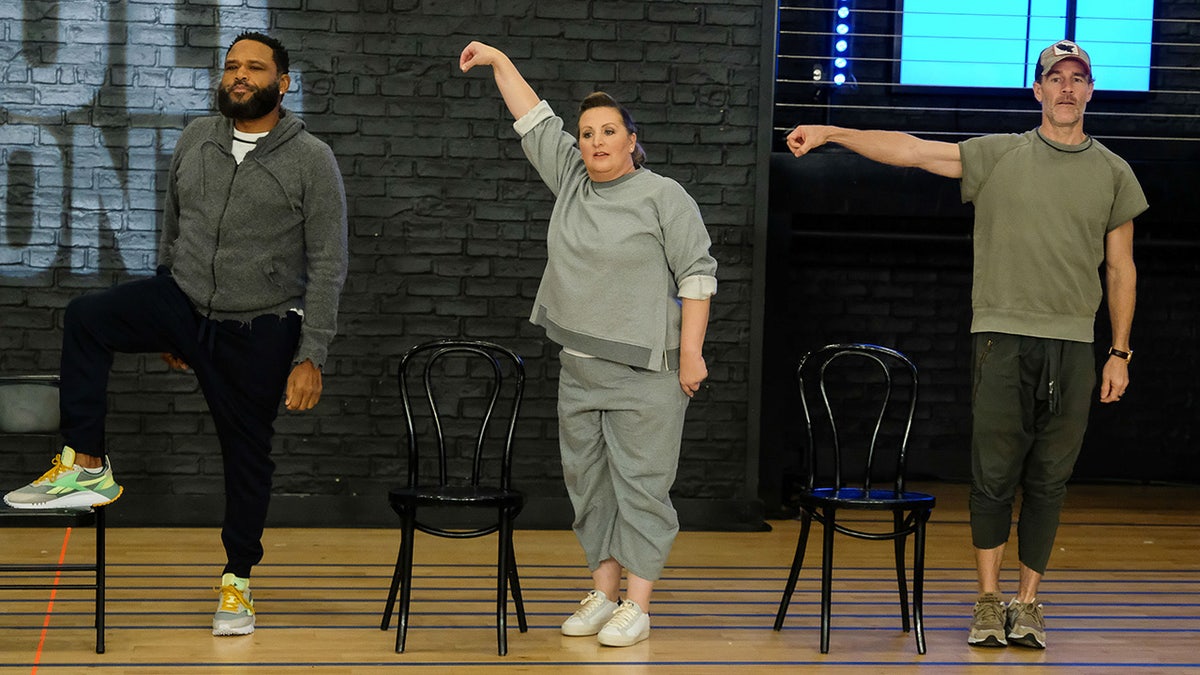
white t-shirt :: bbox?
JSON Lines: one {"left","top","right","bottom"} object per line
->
{"left": 232, "top": 129, "right": 270, "bottom": 164}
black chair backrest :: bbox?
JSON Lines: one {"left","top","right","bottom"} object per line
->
{"left": 397, "top": 340, "right": 525, "bottom": 490}
{"left": 797, "top": 343, "right": 919, "bottom": 494}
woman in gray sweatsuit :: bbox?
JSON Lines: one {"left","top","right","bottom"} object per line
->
{"left": 460, "top": 41, "right": 718, "bottom": 647}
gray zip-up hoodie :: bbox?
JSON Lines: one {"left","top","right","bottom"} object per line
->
{"left": 158, "top": 110, "right": 348, "bottom": 367}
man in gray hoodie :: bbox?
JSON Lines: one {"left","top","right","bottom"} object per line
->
{"left": 4, "top": 32, "right": 348, "bottom": 637}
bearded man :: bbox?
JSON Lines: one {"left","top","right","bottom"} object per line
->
{"left": 4, "top": 32, "right": 348, "bottom": 637}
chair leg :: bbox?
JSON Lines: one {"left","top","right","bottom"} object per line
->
{"left": 774, "top": 509, "right": 813, "bottom": 630}
{"left": 394, "top": 515, "right": 417, "bottom": 653}
{"left": 496, "top": 515, "right": 513, "bottom": 656}
{"left": 507, "top": 529, "right": 528, "bottom": 633}
{"left": 819, "top": 509, "right": 835, "bottom": 654}
{"left": 913, "top": 510, "right": 930, "bottom": 655}
{"left": 893, "top": 511, "right": 911, "bottom": 633}
{"left": 95, "top": 506, "right": 106, "bottom": 655}
{"left": 381, "top": 528, "right": 406, "bottom": 631}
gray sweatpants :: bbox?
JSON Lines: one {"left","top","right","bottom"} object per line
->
{"left": 557, "top": 351, "right": 690, "bottom": 582}
{"left": 970, "top": 332, "right": 1096, "bottom": 575}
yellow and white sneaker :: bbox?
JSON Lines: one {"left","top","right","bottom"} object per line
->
{"left": 3, "top": 446, "right": 122, "bottom": 509}
{"left": 213, "top": 573, "right": 255, "bottom": 636}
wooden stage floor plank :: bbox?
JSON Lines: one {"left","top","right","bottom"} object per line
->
{"left": 1, "top": 482, "right": 1197, "bottom": 673}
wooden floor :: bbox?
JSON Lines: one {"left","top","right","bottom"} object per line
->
{"left": 2, "top": 483, "right": 1198, "bottom": 674}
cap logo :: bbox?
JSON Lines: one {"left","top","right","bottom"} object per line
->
{"left": 1054, "top": 42, "right": 1077, "bottom": 55}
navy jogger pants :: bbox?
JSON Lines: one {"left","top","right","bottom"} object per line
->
{"left": 60, "top": 271, "right": 300, "bottom": 577}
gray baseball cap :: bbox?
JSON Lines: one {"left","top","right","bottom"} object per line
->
{"left": 1039, "top": 40, "right": 1091, "bottom": 75}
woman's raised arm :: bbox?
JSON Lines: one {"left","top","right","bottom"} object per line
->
{"left": 459, "top": 41, "right": 540, "bottom": 120}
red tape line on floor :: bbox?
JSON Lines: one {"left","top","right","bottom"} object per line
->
{"left": 31, "top": 526, "right": 72, "bottom": 675}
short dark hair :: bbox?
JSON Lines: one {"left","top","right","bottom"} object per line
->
{"left": 578, "top": 91, "right": 647, "bottom": 167}
{"left": 229, "top": 31, "right": 289, "bottom": 74}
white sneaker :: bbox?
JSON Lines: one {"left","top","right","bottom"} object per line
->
{"left": 561, "top": 589, "right": 618, "bottom": 636}
{"left": 597, "top": 599, "right": 650, "bottom": 647}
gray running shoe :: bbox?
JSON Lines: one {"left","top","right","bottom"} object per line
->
{"left": 967, "top": 592, "right": 1008, "bottom": 647}
{"left": 4, "top": 446, "right": 122, "bottom": 509}
{"left": 212, "top": 573, "right": 255, "bottom": 636}
{"left": 1006, "top": 598, "right": 1047, "bottom": 649}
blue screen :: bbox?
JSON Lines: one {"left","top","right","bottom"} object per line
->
{"left": 898, "top": 0, "right": 1154, "bottom": 92}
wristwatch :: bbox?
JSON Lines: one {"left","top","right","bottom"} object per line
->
{"left": 1108, "top": 347, "right": 1133, "bottom": 363}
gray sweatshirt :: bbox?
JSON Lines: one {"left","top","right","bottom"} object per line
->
{"left": 515, "top": 101, "right": 718, "bottom": 371}
{"left": 158, "top": 111, "right": 348, "bottom": 367}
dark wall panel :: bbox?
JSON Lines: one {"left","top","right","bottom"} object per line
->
{"left": 0, "top": 0, "right": 764, "bottom": 528}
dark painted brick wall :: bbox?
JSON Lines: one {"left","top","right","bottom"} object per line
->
{"left": 0, "top": 1, "right": 763, "bottom": 526}
{"left": 2, "top": 1, "right": 1196, "bottom": 527}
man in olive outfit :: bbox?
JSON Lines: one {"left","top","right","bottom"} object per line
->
{"left": 785, "top": 40, "right": 1146, "bottom": 649}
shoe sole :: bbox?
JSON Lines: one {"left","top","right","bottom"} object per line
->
{"left": 598, "top": 629, "right": 649, "bottom": 647}
{"left": 562, "top": 625, "right": 604, "bottom": 637}
{"left": 1008, "top": 632, "right": 1046, "bottom": 649}
{"left": 4, "top": 487, "right": 123, "bottom": 510}
{"left": 968, "top": 634, "right": 1007, "bottom": 648}
{"left": 213, "top": 621, "right": 256, "bottom": 636}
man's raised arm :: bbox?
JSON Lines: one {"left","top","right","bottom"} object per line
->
{"left": 787, "top": 124, "right": 963, "bottom": 179}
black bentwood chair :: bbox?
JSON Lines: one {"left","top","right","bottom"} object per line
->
{"left": 0, "top": 375, "right": 108, "bottom": 653}
{"left": 772, "top": 344, "right": 936, "bottom": 654}
{"left": 380, "top": 339, "right": 528, "bottom": 655}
